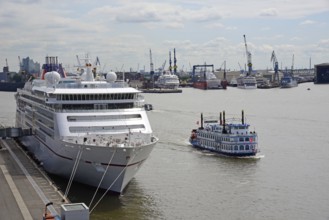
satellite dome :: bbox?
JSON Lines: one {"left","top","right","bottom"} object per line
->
{"left": 45, "top": 71, "right": 61, "bottom": 84}
{"left": 106, "top": 71, "right": 117, "bottom": 82}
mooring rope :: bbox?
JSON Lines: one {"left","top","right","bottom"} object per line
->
{"left": 89, "top": 150, "right": 138, "bottom": 214}
{"left": 89, "top": 145, "right": 117, "bottom": 208}
{"left": 64, "top": 147, "right": 83, "bottom": 198}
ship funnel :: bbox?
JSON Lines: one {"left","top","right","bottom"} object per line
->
{"left": 201, "top": 113, "right": 204, "bottom": 129}
{"left": 219, "top": 112, "right": 222, "bottom": 125}
{"left": 223, "top": 111, "right": 226, "bottom": 133}
{"left": 85, "top": 63, "right": 94, "bottom": 81}
{"left": 242, "top": 110, "right": 245, "bottom": 124}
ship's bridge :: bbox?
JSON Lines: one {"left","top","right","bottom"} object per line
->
{"left": 228, "top": 123, "right": 250, "bottom": 135}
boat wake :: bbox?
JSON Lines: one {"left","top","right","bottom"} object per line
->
{"left": 237, "top": 154, "right": 265, "bottom": 159}
{"left": 158, "top": 140, "right": 193, "bottom": 152}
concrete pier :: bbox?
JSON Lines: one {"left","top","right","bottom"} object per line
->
{"left": 0, "top": 139, "right": 67, "bottom": 220}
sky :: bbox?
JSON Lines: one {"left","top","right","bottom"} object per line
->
{"left": 1, "top": 0, "right": 329, "bottom": 73}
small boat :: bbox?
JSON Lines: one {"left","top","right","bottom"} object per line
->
{"left": 144, "top": 104, "right": 153, "bottom": 111}
{"left": 189, "top": 110, "right": 260, "bottom": 157}
{"left": 280, "top": 75, "right": 298, "bottom": 88}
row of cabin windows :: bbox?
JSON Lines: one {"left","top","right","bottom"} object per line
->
{"left": 222, "top": 144, "right": 254, "bottom": 151}
{"left": 67, "top": 114, "right": 142, "bottom": 122}
{"left": 57, "top": 93, "right": 135, "bottom": 101}
{"left": 201, "top": 139, "right": 254, "bottom": 151}
{"left": 200, "top": 132, "right": 253, "bottom": 142}
{"left": 61, "top": 103, "right": 134, "bottom": 110}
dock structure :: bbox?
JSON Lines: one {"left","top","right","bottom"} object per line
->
{"left": 0, "top": 127, "right": 33, "bottom": 139}
{"left": 0, "top": 138, "right": 67, "bottom": 219}
{"left": 314, "top": 63, "right": 329, "bottom": 84}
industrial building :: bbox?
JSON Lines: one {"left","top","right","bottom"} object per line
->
{"left": 314, "top": 63, "right": 329, "bottom": 84}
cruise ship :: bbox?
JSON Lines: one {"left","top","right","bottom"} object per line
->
{"left": 236, "top": 75, "right": 257, "bottom": 89}
{"left": 155, "top": 71, "right": 180, "bottom": 89}
{"left": 15, "top": 56, "right": 158, "bottom": 193}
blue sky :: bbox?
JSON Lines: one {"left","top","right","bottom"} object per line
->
{"left": 1, "top": 0, "right": 328, "bottom": 73}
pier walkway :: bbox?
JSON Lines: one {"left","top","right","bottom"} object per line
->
{"left": 0, "top": 139, "right": 67, "bottom": 220}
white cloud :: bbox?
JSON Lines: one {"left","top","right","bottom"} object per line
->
{"left": 259, "top": 8, "right": 278, "bottom": 17}
{"left": 205, "top": 22, "right": 224, "bottom": 29}
{"left": 1, "top": 0, "right": 329, "bottom": 71}
{"left": 225, "top": 26, "right": 237, "bottom": 30}
{"left": 300, "top": 20, "right": 315, "bottom": 25}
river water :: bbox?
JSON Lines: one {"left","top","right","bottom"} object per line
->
{"left": 1, "top": 82, "right": 329, "bottom": 220}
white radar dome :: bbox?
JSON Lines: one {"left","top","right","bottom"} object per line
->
{"left": 106, "top": 71, "right": 117, "bottom": 82}
{"left": 45, "top": 71, "right": 61, "bottom": 84}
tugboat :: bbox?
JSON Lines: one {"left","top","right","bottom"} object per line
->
{"left": 189, "top": 110, "right": 260, "bottom": 157}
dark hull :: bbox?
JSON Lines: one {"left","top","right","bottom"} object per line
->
{"left": 0, "top": 82, "right": 25, "bottom": 92}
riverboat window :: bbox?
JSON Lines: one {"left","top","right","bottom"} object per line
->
{"left": 239, "top": 137, "right": 244, "bottom": 142}
{"left": 245, "top": 137, "right": 250, "bottom": 142}
{"left": 95, "top": 104, "right": 107, "bottom": 109}
{"left": 239, "top": 145, "right": 244, "bottom": 150}
{"left": 234, "top": 145, "right": 238, "bottom": 151}
{"left": 246, "top": 145, "right": 249, "bottom": 150}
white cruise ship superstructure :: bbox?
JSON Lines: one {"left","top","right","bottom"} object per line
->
{"left": 15, "top": 56, "right": 158, "bottom": 193}
{"left": 155, "top": 71, "right": 180, "bottom": 89}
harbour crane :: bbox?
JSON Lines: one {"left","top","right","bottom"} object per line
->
{"left": 76, "top": 55, "right": 81, "bottom": 67}
{"left": 94, "top": 56, "right": 101, "bottom": 67}
{"left": 271, "top": 50, "right": 279, "bottom": 82}
{"left": 169, "top": 51, "right": 172, "bottom": 73}
{"left": 291, "top": 54, "right": 294, "bottom": 76}
{"left": 173, "top": 48, "right": 177, "bottom": 75}
{"left": 161, "top": 60, "right": 166, "bottom": 73}
{"left": 18, "top": 56, "right": 22, "bottom": 70}
{"left": 243, "top": 34, "right": 252, "bottom": 76}
{"left": 238, "top": 62, "right": 242, "bottom": 71}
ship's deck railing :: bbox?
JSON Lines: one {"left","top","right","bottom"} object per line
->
{"left": 62, "top": 133, "right": 156, "bottom": 148}
{"left": 32, "top": 80, "right": 130, "bottom": 89}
